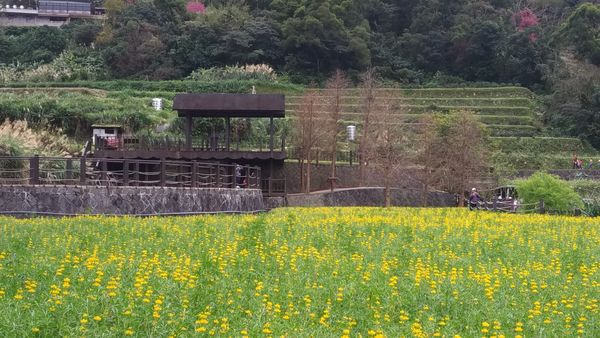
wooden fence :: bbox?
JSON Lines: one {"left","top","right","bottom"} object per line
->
{"left": 0, "top": 156, "right": 263, "bottom": 190}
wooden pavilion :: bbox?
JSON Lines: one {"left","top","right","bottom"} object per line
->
{"left": 92, "top": 93, "right": 287, "bottom": 195}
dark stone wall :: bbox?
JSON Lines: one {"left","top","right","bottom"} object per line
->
{"left": 287, "top": 187, "right": 456, "bottom": 207}
{"left": 264, "top": 196, "right": 286, "bottom": 210}
{"left": 0, "top": 186, "right": 264, "bottom": 215}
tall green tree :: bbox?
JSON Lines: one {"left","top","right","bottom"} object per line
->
{"left": 279, "top": 1, "right": 371, "bottom": 77}
{"left": 556, "top": 3, "right": 600, "bottom": 65}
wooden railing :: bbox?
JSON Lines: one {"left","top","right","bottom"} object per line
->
{"left": 95, "top": 135, "right": 287, "bottom": 153}
{"left": 0, "top": 156, "right": 263, "bottom": 190}
{"left": 261, "top": 178, "right": 286, "bottom": 197}
{"left": 287, "top": 147, "right": 359, "bottom": 165}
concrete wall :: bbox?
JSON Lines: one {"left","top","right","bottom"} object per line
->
{"left": 0, "top": 16, "right": 67, "bottom": 27}
{"left": 0, "top": 186, "right": 264, "bottom": 215}
{"left": 287, "top": 187, "right": 456, "bottom": 207}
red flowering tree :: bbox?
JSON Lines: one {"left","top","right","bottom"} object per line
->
{"left": 515, "top": 8, "right": 540, "bottom": 42}
{"left": 186, "top": 1, "right": 205, "bottom": 14}
{"left": 515, "top": 8, "right": 539, "bottom": 31}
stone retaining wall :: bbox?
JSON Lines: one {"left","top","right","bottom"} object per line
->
{"left": 287, "top": 187, "right": 456, "bottom": 207}
{"left": 0, "top": 185, "right": 264, "bottom": 215}
{"left": 284, "top": 163, "right": 427, "bottom": 193}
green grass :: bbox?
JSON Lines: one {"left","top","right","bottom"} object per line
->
{"left": 0, "top": 208, "right": 598, "bottom": 337}
{"left": 491, "top": 137, "right": 599, "bottom": 155}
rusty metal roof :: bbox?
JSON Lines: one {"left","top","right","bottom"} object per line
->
{"left": 173, "top": 93, "right": 285, "bottom": 118}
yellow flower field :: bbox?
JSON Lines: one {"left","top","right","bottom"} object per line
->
{"left": 0, "top": 208, "right": 598, "bottom": 337}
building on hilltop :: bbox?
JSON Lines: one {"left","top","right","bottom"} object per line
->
{"left": 0, "top": 0, "right": 104, "bottom": 27}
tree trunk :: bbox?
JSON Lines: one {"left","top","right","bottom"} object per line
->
{"left": 384, "top": 165, "right": 391, "bottom": 207}
{"left": 299, "top": 158, "right": 305, "bottom": 193}
{"left": 384, "top": 185, "right": 391, "bottom": 208}
{"left": 330, "top": 160, "right": 336, "bottom": 192}
{"left": 421, "top": 182, "right": 428, "bottom": 207}
{"left": 306, "top": 152, "right": 311, "bottom": 194}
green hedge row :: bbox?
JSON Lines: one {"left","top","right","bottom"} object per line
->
{"left": 2, "top": 82, "right": 534, "bottom": 99}
{"left": 337, "top": 86, "right": 534, "bottom": 98}
{"left": 1, "top": 80, "right": 304, "bottom": 95}
{"left": 286, "top": 105, "right": 536, "bottom": 117}
{"left": 491, "top": 137, "right": 599, "bottom": 155}
{"left": 478, "top": 115, "right": 534, "bottom": 126}
{"left": 400, "top": 97, "right": 533, "bottom": 107}
{"left": 286, "top": 97, "right": 534, "bottom": 108}
{"left": 495, "top": 153, "right": 600, "bottom": 170}
{"left": 487, "top": 125, "right": 538, "bottom": 137}
{"left": 399, "top": 86, "right": 534, "bottom": 98}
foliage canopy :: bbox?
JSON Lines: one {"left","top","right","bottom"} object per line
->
{"left": 515, "top": 171, "right": 584, "bottom": 212}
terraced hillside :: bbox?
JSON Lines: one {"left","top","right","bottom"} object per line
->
{"left": 0, "top": 84, "right": 598, "bottom": 170}
{"left": 286, "top": 87, "right": 600, "bottom": 169}
{"left": 286, "top": 87, "right": 539, "bottom": 137}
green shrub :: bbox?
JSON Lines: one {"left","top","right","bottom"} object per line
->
{"left": 187, "top": 64, "right": 278, "bottom": 82}
{"left": 0, "top": 92, "right": 172, "bottom": 139}
{"left": 582, "top": 199, "right": 600, "bottom": 217}
{"left": 570, "top": 180, "right": 600, "bottom": 199}
{"left": 567, "top": 180, "right": 600, "bottom": 216}
{"left": 515, "top": 172, "right": 583, "bottom": 212}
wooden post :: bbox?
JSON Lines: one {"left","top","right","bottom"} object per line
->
{"left": 231, "top": 165, "right": 235, "bottom": 188}
{"left": 134, "top": 161, "right": 140, "bottom": 186}
{"left": 29, "top": 155, "right": 39, "bottom": 185}
{"left": 123, "top": 160, "right": 129, "bottom": 186}
{"left": 268, "top": 177, "right": 273, "bottom": 196}
{"left": 216, "top": 164, "right": 221, "bottom": 188}
{"left": 257, "top": 168, "right": 262, "bottom": 190}
{"left": 160, "top": 159, "right": 166, "bottom": 187}
{"left": 233, "top": 165, "right": 238, "bottom": 188}
{"left": 191, "top": 161, "right": 198, "bottom": 188}
{"left": 269, "top": 116, "right": 274, "bottom": 152}
{"left": 185, "top": 112, "right": 192, "bottom": 151}
{"left": 80, "top": 157, "right": 87, "bottom": 185}
{"left": 101, "top": 161, "right": 108, "bottom": 186}
{"left": 65, "top": 158, "right": 73, "bottom": 184}
{"left": 226, "top": 117, "right": 231, "bottom": 151}
{"left": 245, "top": 165, "right": 250, "bottom": 188}
{"left": 539, "top": 199, "right": 545, "bottom": 214}
{"left": 349, "top": 150, "right": 353, "bottom": 166}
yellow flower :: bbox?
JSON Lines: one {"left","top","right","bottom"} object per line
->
{"left": 93, "top": 316, "right": 102, "bottom": 321}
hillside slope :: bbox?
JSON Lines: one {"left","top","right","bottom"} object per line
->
{"left": 0, "top": 84, "right": 596, "bottom": 170}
